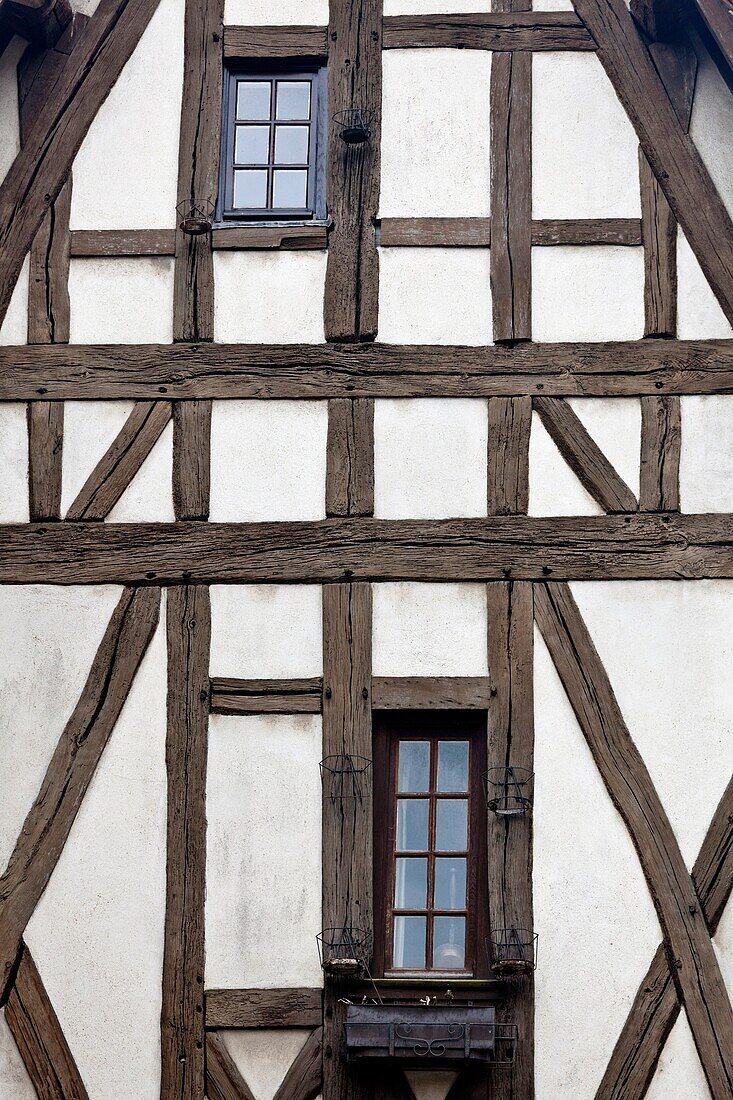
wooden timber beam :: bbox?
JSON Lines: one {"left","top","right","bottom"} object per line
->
{"left": 205, "top": 988, "right": 323, "bottom": 1029}
{"left": 0, "top": 515, "right": 732, "bottom": 584}
{"left": 378, "top": 217, "right": 642, "bottom": 248}
{"left": 3, "top": 339, "right": 733, "bottom": 400}
{"left": 372, "top": 677, "right": 493, "bottom": 709}
{"left": 0, "top": 586, "right": 160, "bottom": 1001}
{"left": 598, "top": 773, "right": 733, "bottom": 1099}
{"left": 223, "top": 24, "right": 328, "bottom": 59}
{"left": 209, "top": 677, "right": 323, "bottom": 715}
{"left": 0, "top": 0, "right": 71, "bottom": 48}
{"left": 535, "top": 582, "right": 733, "bottom": 1100}
{"left": 206, "top": 1032, "right": 256, "bottom": 1100}
{"left": 572, "top": 0, "right": 733, "bottom": 327}
{"left": 326, "top": 398, "right": 375, "bottom": 517}
{"left": 4, "top": 943, "right": 88, "bottom": 1098}
{"left": 487, "top": 396, "right": 532, "bottom": 515}
{"left": 382, "top": 11, "right": 595, "bottom": 50}
{"left": 0, "top": 0, "right": 164, "bottom": 329}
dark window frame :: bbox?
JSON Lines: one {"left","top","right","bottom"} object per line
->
{"left": 373, "top": 711, "right": 489, "bottom": 979}
{"left": 218, "top": 62, "right": 327, "bottom": 224}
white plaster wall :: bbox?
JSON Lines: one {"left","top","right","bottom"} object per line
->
{"left": 681, "top": 396, "right": 733, "bottom": 513}
{"left": 529, "top": 411, "right": 601, "bottom": 516}
{"left": 223, "top": 1031, "right": 313, "bottom": 1100}
{"left": 214, "top": 253, "right": 326, "bottom": 343}
{"left": 210, "top": 401, "right": 327, "bottom": 521}
{"left": 533, "top": 53, "right": 641, "bottom": 219}
{"left": 70, "top": 0, "right": 184, "bottom": 230}
{"left": 570, "top": 397, "right": 641, "bottom": 496}
{"left": 372, "top": 583, "right": 488, "bottom": 676}
{"left": 223, "top": 0, "right": 328, "bottom": 24}
{"left": 68, "top": 258, "right": 175, "bottom": 343}
{"left": 645, "top": 1014, "right": 711, "bottom": 1100}
{"left": 532, "top": 246, "right": 645, "bottom": 341}
{"left": 108, "top": 421, "right": 175, "bottom": 521}
{"left": 0, "top": 257, "right": 29, "bottom": 345}
{"left": 384, "top": 0, "right": 488, "bottom": 9}
{"left": 206, "top": 714, "right": 323, "bottom": 988}
{"left": 0, "top": 404, "right": 29, "bottom": 522}
{"left": 0, "top": 1013, "right": 35, "bottom": 1100}
{"left": 0, "top": 585, "right": 123, "bottom": 875}
{"left": 381, "top": 51, "right": 491, "bottom": 217}
{"left": 570, "top": 581, "right": 733, "bottom": 870}
{"left": 533, "top": 626, "right": 661, "bottom": 1099}
{"left": 690, "top": 43, "right": 733, "bottom": 219}
{"left": 677, "top": 232, "right": 733, "bottom": 339}
{"left": 25, "top": 599, "right": 167, "bottom": 1100}
{"left": 210, "top": 584, "right": 322, "bottom": 678}
{"left": 374, "top": 399, "right": 487, "bottom": 518}
{"left": 378, "top": 248, "right": 492, "bottom": 344}
{"left": 0, "top": 36, "right": 23, "bottom": 184}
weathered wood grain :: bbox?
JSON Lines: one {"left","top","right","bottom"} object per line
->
{"left": 5, "top": 339, "right": 733, "bottom": 400}
{"left": 598, "top": 773, "right": 733, "bottom": 1100}
{"left": 535, "top": 582, "right": 733, "bottom": 1100}
{"left": 534, "top": 397, "right": 638, "bottom": 513}
{"left": 273, "top": 1027, "right": 323, "bottom": 1100}
{"left": 533, "top": 218, "right": 642, "bottom": 246}
{"left": 326, "top": 399, "right": 374, "bottom": 517}
{"left": 0, "top": 0, "right": 163, "bottom": 327}
{"left": 65, "top": 400, "right": 172, "bottom": 520}
{"left": 378, "top": 218, "right": 641, "bottom": 248}
{"left": 487, "top": 581, "right": 534, "bottom": 1100}
{"left": 205, "top": 988, "right": 323, "bottom": 1029}
{"left": 573, "top": 0, "right": 733, "bottom": 326}
{"left": 206, "top": 1032, "right": 257, "bottom": 1100}
{"left": 372, "top": 676, "right": 492, "bottom": 710}
{"left": 692, "top": 0, "right": 733, "bottom": 72}
{"left": 173, "top": 400, "right": 211, "bottom": 521}
{"left": 630, "top": 0, "right": 689, "bottom": 40}
{"left": 324, "top": 0, "right": 382, "bottom": 340}
{"left": 27, "top": 177, "right": 71, "bottom": 346}
{"left": 0, "top": 586, "right": 160, "bottom": 1001}
{"left": 0, "top": 0, "right": 71, "bottom": 47}
{"left": 27, "top": 402, "right": 64, "bottom": 522}
{"left": 223, "top": 24, "right": 328, "bottom": 58}
{"left": 161, "top": 585, "right": 210, "bottom": 1100}
{"left": 639, "top": 395, "right": 681, "bottom": 512}
{"left": 382, "top": 11, "right": 595, "bottom": 50}
{"left": 210, "top": 678, "right": 323, "bottom": 715}
{"left": 70, "top": 228, "right": 176, "bottom": 257}
{"left": 0, "top": 515, "right": 732, "bottom": 584}
{"left": 16, "top": 15, "right": 89, "bottom": 140}
{"left": 488, "top": 396, "right": 532, "bottom": 515}
{"left": 211, "top": 225, "right": 328, "bottom": 251}
{"left": 5, "top": 943, "right": 88, "bottom": 1099}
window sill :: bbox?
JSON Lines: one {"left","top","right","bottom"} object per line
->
{"left": 348, "top": 977, "right": 507, "bottom": 1004}
{"left": 211, "top": 221, "right": 329, "bottom": 251}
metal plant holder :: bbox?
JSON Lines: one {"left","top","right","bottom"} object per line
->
{"left": 333, "top": 108, "right": 373, "bottom": 145}
{"left": 320, "top": 755, "right": 372, "bottom": 803}
{"left": 345, "top": 1003, "right": 518, "bottom": 1067}
{"left": 317, "top": 926, "right": 371, "bottom": 976}
{"left": 487, "top": 928, "right": 538, "bottom": 977}
{"left": 485, "top": 767, "right": 534, "bottom": 817}
{"left": 176, "top": 198, "right": 215, "bottom": 236}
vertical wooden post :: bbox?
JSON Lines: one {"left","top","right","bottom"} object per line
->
{"left": 323, "top": 0, "right": 383, "bottom": 342}
{"left": 162, "top": 586, "right": 211, "bottom": 1099}
{"left": 172, "top": 0, "right": 222, "bottom": 519}
{"left": 326, "top": 398, "right": 375, "bottom": 518}
{"left": 321, "top": 583, "right": 372, "bottom": 1100}
{"left": 487, "top": 581, "right": 535, "bottom": 1100}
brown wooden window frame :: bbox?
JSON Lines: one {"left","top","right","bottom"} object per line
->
{"left": 373, "top": 711, "right": 489, "bottom": 980}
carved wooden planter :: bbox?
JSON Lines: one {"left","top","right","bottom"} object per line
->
{"left": 345, "top": 1003, "right": 514, "bottom": 1066}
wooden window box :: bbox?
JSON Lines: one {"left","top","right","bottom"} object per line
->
{"left": 345, "top": 1003, "right": 512, "bottom": 1066}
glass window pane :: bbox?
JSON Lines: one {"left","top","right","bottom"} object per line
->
{"left": 234, "top": 125, "right": 270, "bottom": 165}
{"left": 236, "top": 81, "right": 271, "bottom": 121}
{"left": 272, "top": 169, "right": 308, "bottom": 209}
{"left": 396, "top": 799, "right": 429, "bottom": 851}
{"left": 395, "top": 857, "right": 428, "bottom": 909}
{"left": 433, "top": 916, "right": 466, "bottom": 970}
{"left": 437, "top": 741, "right": 469, "bottom": 792}
{"left": 274, "top": 125, "right": 310, "bottom": 164}
{"left": 434, "top": 857, "right": 467, "bottom": 910}
{"left": 398, "top": 742, "right": 429, "bottom": 792}
{"left": 393, "top": 915, "right": 426, "bottom": 969}
{"left": 276, "top": 80, "right": 311, "bottom": 120}
{"left": 233, "top": 169, "right": 268, "bottom": 209}
{"left": 436, "top": 799, "right": 468, "bottom": 851}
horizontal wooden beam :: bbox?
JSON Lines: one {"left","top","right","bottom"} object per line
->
{"left": 0, "top": 515, "right": 731, "bottom": 585}
{"left": 378, "top": 218, "right": 642, "bottom": 248}
{"left": 372, "top": 677, "right": 492, "bottom": 709}
{"left": 2, "top": 339, "right": 733, "bottom": 401}
{"left": 210, "top": 677, "right": 323, "bottom": 715}
{"left": 223, "top": 24, "right": 328, "bottom": 58}
{"left": 205, "top": 988, "right": 323, "bottom": 1029}
{"left": 211, "top": 225, "right": 328, "bottom": 251}
{"left": 382, "top": 11, "right": 595, "bottom": 50}
{"left": 70, "top": 229, "right": 176, "bottom": 257}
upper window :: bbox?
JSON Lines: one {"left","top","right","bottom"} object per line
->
{"left": 373, "top": 712, "right": 488, "bottom": 978}
{"left": 219, "top": 66, "right": 326, "bottom": 222}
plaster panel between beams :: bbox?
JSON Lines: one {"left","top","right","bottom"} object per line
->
{"left": 206, "top": 714, "right": 323, "bottom": 989}
{"left": 378, "top": 248, "right": 493, "bottom": 344}
{"left": 210, "top": 401, "right": 327, "bottom": 521}
{"left": 68, "top": 258, "right": 174, "bottom": 343}
{"left": 680, "top": 396, "right": 733, "bottom": 513}
{"left": 70, "top": 0, "right": 184, "bottom": 230}
{"left": 690, "top": 41, "right": 733, "bottom": 220}
{"left": 210, "top": 584, "right": 323, "bottom": 679}
{"left": 223, "top": 1031, "right": 312, "bottom": 1100}
{"left": 533, "top": 51, "right": 641, "bottom": 219}
{"left": 223, "top": 0, "right": 328, "bottom": 24}
{"left": 372, "top": 583, "right": 489, "bottom": 676}
{"left": 532, "top": 246, "right": 645, "bottom": 341}
{"left": 0, "top": 257, "right": 29, "bottom": 346}
{"left": 381, "top": 50, "right": 491, "bottom": 218}
{"left": 0, "top": 405, "right": 29, "bottom": 523}
{"left": 214, "top": 252, "right": 327, "bottom": 343}
{"left": 24, "top": 599, "right": 168, "bottom": 1100}
{"left": 568, "top": 397, "right": 641, "bottom": 498}
{"left": 0, "top": 37, "right": 24, "bottom": 186}
{"left": 528, "top": 411, "right": 602, "bottom": 517}
{"left": 533, "top": 626, "right": 660, "bottom": 1100}
{"left": 677, "top": 232, "right": 733, "bottom": 339}
{"left": 374, "top": 398, "right": 488, "bottom": 518}
{"left": 645, "top": 1013, "right": 711, "bottom": 1100}
{"left": 0, "top": 1014, "right": 35, "bottom": 1100}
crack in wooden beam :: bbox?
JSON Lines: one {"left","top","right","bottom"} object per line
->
{"left": 488, "top": 396, "right": 532, "bottom": 516}
{"left": 0, "top": 586, "right": 161, "bottom": 1001}
{"left": 535, "top": 581, "right": 733, "bottom": 1100}
{"left": 205, "top": 989, "right": 324, "bottom": 1029}
{"left": 210, "top": 677, "right": 323, "bottom": 715}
